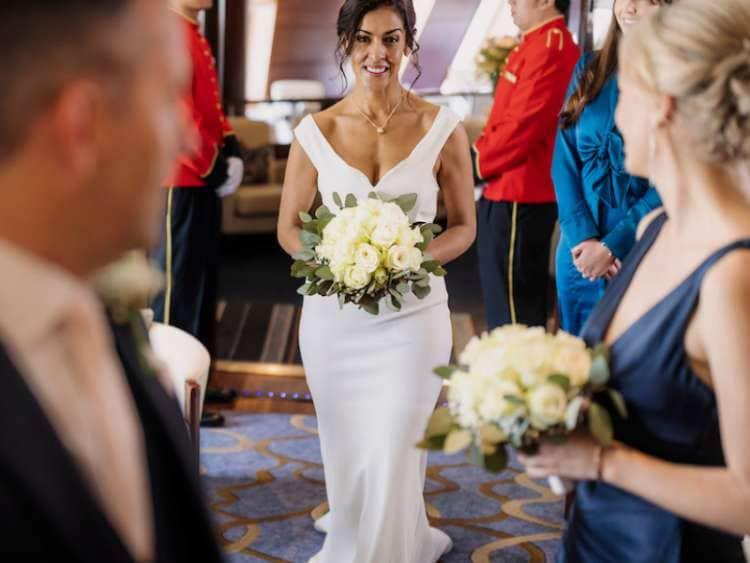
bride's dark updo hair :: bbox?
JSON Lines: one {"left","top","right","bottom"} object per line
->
{"left": 335, "top": 0, "right": 422, "bottom": 91}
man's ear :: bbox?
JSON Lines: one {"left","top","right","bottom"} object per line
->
{"left": 49, "top": 80, "right": 103, "bottom": 182}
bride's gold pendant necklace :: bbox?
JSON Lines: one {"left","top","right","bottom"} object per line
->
{"left": 355, "top": 92, "right": 404, "bottom": 134}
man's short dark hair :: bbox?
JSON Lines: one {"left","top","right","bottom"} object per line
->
{"left": 555, "top": 0, "right": 571, "bottom": 16}
{"left": 0, "top": 1, "right": 135, "bottom": 159}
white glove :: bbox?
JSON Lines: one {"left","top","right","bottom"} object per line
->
{"left": 215, "top": 156, "right": 244, "bottom": 198}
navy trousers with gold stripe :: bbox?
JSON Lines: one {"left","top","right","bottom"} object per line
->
{"left": 477, "top": 197, "right": 557, "bottom": 330}
{"left": 151, "top": 186, "right": 221, "bottom": 355}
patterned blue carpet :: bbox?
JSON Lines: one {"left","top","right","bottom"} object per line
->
{"left": 200, "top": 413, "right": 565, "bottom": 562}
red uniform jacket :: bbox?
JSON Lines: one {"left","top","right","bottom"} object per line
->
{"left": 473, "top": 16, "right": 579, "bottom": 203}
{"left": 167, "top": 13, "right": 240, "bottom": 188}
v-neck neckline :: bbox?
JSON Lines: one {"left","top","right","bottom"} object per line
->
{"left": 601, "top": 213, "right": 750, "bottom": 351}
{"left": 308, "top": 106, "right": 444, "bottom": 189}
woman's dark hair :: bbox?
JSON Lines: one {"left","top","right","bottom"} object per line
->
{"left": 335, "top": 0, "right": 421, "bottom": 91}
{"left": 559, "top": 0, "right": 672, "bottom": 129}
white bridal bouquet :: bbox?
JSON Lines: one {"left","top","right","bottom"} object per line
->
{"left": 290, "top": 191, "right": 445, "bottom": 315}
{"left": 418, "top": 325, "right": 625, "bottom": 494}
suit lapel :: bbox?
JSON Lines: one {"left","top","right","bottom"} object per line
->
{"left": 0, "top": 347, "right": 133, "bottom": 563}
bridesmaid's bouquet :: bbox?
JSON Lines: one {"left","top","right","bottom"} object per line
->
{"left": 290, "top": 191, "right": 445, "bottom": 315}
{"left": 417, "top": 325, "right": 625, "bottom": 494}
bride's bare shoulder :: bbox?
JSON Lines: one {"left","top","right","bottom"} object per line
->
{"left": 404, "top": 94, "right": 441, "bottom": 126}
{"left": 309, "top": 101, "right": 350, "bottom": 136}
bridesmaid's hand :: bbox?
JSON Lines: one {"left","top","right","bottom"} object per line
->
{"left": 517, "top": 432, "right": 603, "bottom": 481}
{"left": 572, "top": 240, "right": 615, "bottom": 281}
{"left": 603, "top": 258, "right": 622, "bottom": 281}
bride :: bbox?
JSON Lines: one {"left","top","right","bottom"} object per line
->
{"left": 276, "top": 1, "right": 475, "bottom": 561}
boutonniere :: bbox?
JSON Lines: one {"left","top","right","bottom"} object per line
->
{"left": 92, "top": 251, "right": 166, "bottom": 380}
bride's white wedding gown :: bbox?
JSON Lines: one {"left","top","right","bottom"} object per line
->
{"left": 295, "top": 106, "right": 460, "bottom": 563}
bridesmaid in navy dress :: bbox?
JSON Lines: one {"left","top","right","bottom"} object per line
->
{"left": 520, "top": 1, "right": 750, "bottom": 561}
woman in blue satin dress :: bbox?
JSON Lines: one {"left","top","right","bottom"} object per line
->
{"left": 520, "top": 1, "right": 750, "bottom": 561}
{"left": 552, "top": 0, "right": 668, "bottom": 336}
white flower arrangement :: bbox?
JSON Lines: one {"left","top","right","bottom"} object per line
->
{"left": 419, "top": 325, "right": 626, "bottom": 492}
{"left": 291, "top": 192, "right": 445, "bottom": 315}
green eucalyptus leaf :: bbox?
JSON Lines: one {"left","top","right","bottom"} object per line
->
{"left": 412, "top": 283, "right": 431, "bottom": 300}
{"left": 426, "top": 407, "right": 454, "bottom": 437}
{"left": 433, "top": 365, "right": 456, "bottom": 379}
{"left": 300, "top": 231, "right": 321, "bottom": 248}
{"left": 416, "top": 434, "right": 446, "bottom": 451}
{"left": 547, "top": 374, "right": 571, "bottom": 392}
{"left": 296, "top": 282, "right": 312, "bottom": 296}
{"left": 394, "top": 193, "right": 418, "bottom": 214}
{"left": 315, "top": 204, "right": 332, "bottom": 219}
{"left": 589, "top": 355, "right": 611, "bottom": 386}
{"left": 299, "top": 211, "right": 313, "bottom": 223}
{"left": 361, "top": 300, "right": 379, "bottom": 315}
{"left": 483, "top": 445, "right": 509, "bottom": 472}
{"left": 433, "top": 266, "right": 447, "bottom": 277}
{"left": 302, "top": 220, "right": 320, "bottom": 233}
{"left": 385, "top": 296, "right": 400, "bottom": 312}
{"left": 290, "top": 261, "right": 310, "bottom": 278}
{"left": 504, "top": 394, "right": 526, "bottom": 406}
{"left": 332, "top": 193, "right": 343, "bottom": 209}
{"left": 345, "top": 193, "right": 357, "bottom": 208}
{"left": 292, "top": 249, "right": 315, "bottom": 261}
{"left": 607, "top": 389, "right": 628, "bottom": 419}
{"left": 421, "top": 260, "right": 440, "bottom": 273}
{"left": 588, "top": 402, "right": 614, "bottom": 446}
{"left": 315, "top": 265, "right": 334, "bottom": 280}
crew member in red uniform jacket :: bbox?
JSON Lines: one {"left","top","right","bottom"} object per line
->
{"left": 472, "top": 0, "right": 579, "bottom": 329}
{"left": 152, "top": 1, "right": 243, "bottom": 383}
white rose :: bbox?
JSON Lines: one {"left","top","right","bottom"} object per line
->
{"left": 386, "top": 245, "right": 411, "bottom": 271}
{"left": 407, "top": 247, "right": 423, "bottom": 271}
{"left": 381, "top": 201, "right": 410, "bottom": 224}
{"left": 468, "top": 346, "right": 511, "bottom": 379}
{"left": 397, "top": 224, "right": 424, "bottom": 247}
{"left": 550, "top": 332, "right": 592, "bottom": 387}
{"left": 527, "top": 383, "right": 568, "bottom": 430}
{"left": 354, "top": 243, "right": 381, "bottom": 273}
{"left": 447, "top": 371, "right": 486, "bottom": 431}
{"left": 329, "top": 259, "right": 349, "bottom": 283}
{"left": 342, "top": 266, "right": 371, "bottom": 290}
{"left": 477, "top": 378, "right": 524, "bottom": 422}
{"left": 371, "top": 221, "right": 400, "bottom": 248}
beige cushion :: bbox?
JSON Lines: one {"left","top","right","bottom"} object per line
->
{"left": 148, "top": 322, "right": 210, "bottom": 417}
{"left": 228, "top": 117, "right": 272, "bottom": 149}
{"left": 234, "top": 185, "right": 283, "bottom": 217}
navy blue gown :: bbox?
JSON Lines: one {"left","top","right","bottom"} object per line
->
{"left": 558, "top": 212, "right": 748, "bottom": 562}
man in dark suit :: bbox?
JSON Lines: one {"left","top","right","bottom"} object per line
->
{"left": 0, "top": 1, "right": 224, "bottom": 561}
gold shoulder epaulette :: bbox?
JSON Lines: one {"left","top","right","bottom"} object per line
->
{"left": 546, "top": 28, "right": 564, "bottom": 51}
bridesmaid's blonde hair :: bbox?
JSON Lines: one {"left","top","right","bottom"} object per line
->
{"left": 620, "top": 0, "right": 750, "bottom": 163}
